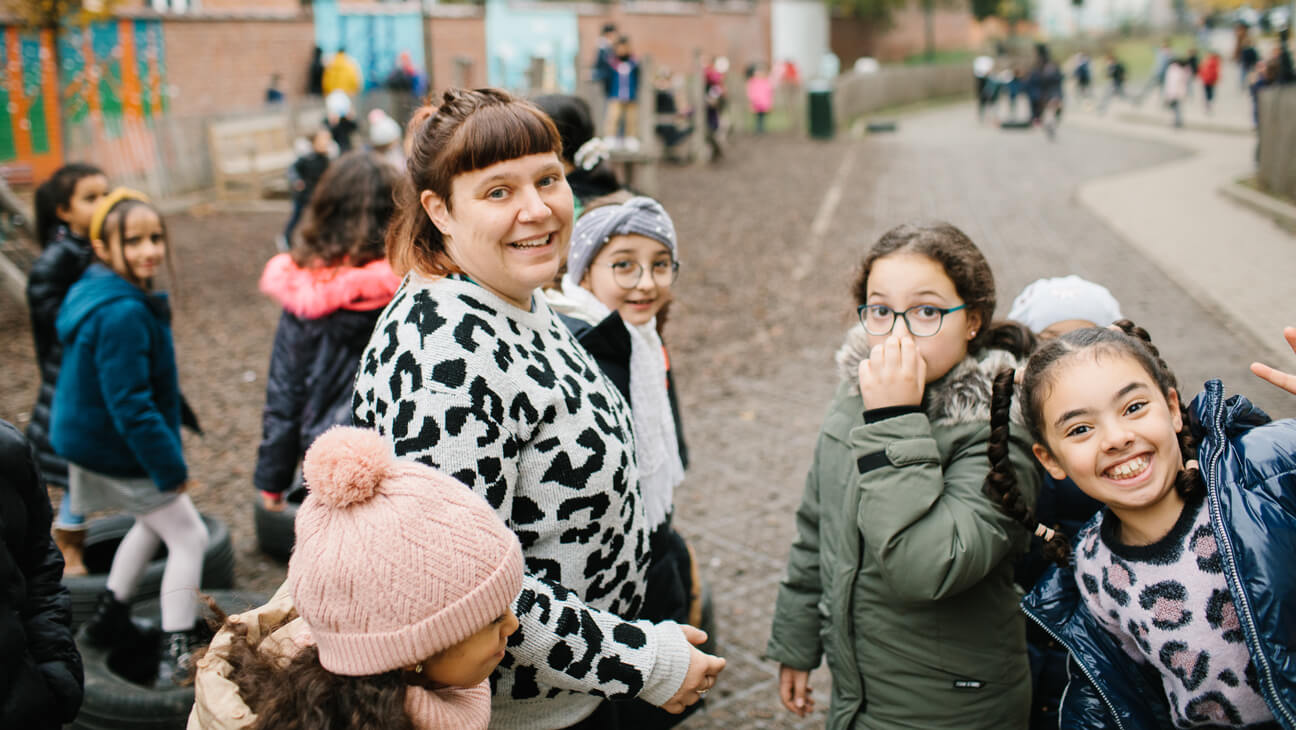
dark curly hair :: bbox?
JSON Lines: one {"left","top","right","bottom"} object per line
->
{"left": 194, "top": 598, "right": 416, "bottom": 730}
{"left": 292, "top": 151, "right": 403, "bottom": 269}
{"left": 984, "top": 321, "right": 1202, "bottom": 568}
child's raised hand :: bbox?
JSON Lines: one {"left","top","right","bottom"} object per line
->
{"left": 778, "top": 664, "right": 814, "bottom": 717}
{"left": 858, "top": 333, "right": 927, "bottom": 409}
{"left": 660, "top": 625, "right": 726, "bottom": 714}
{"left": 1250, "top": 327, "right": 1296, "bottom": 396}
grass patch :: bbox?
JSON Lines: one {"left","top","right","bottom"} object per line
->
{"left": 1239, "top": 175, "right": 1296, "bottom": 207}
{"left": 902, "top": 49, "right": 980, "bottom": 67}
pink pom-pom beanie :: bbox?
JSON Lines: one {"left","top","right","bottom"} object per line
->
{"left": 289, "top": 426, "right": 524, "bottom": 677}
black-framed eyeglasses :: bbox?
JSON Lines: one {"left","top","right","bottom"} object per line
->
{"left": 607, "top": 259, "right": 680, "bottom": 289}
{"left": 857, "top": 303, "right": 967, "bottom": 337}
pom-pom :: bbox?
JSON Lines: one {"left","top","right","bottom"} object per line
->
{"left": 302, "top": 427, "right": 395, "bottom": 508}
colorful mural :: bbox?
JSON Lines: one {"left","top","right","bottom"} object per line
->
{"left": 0, "top": 18, "right": 167, "bottom": 184}
{"left": 313, "top": 0, "right": 425, "bottom": 93}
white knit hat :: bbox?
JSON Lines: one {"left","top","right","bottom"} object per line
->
{"left": 1008, "top": 275, "right": 1123, "bottom": 333}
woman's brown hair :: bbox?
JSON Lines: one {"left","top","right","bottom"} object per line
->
{"left": 387, "top": 88, "right": 563, "bottom": 277}
{"left": 292, "top": 151, "right": 403, "bottom": 269}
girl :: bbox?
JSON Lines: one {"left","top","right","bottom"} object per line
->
{"left": 254, "top": 151, "right": 402, "bottom": 512}
{"left": 189, "top": 426, "right": 525, "bottom": 730}
{"left": 547, "top": 197, "right": 694, "bottom": 728}
{"left": 26, "top": 163, "right": 107, "bottom": 574}
{"left": 1019, "top": 324, "right": 1296, "bottom": 728}
{"left": 766, "top": 222, "right": 1041, "bottom": 729}
{"left": 49, "top": 189, "right": 209, "bottom": 689}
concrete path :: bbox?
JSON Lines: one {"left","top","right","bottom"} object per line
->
{"left": 1064, "top": 82, "right": 1296, "bottom": 373}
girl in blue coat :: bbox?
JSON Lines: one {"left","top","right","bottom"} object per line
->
{"left": 49, "top": 189, "right": 209, "bottom": 690}
{"left": 1007, "top": 322, "right": 1296, "bottom": 728}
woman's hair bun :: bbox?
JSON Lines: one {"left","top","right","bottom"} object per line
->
{"left": 301, "top": 426, "right": 396, "bottom": 508}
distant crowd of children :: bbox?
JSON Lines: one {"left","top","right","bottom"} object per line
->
{"left": 6, "top": 67, "right": 1296, "bottom": 730}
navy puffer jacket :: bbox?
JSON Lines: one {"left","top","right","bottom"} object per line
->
{"left": 0, "top": 420, "right": 82, "bottom": 728}
{"left": 253, "top": 254, "right": 399, "bottom": 495}
{"left": 1022, "top": 380, "right": 1296, "bottom": 729}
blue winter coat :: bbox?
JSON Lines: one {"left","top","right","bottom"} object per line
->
{"left": 1022, "top": 380, "right": 1296, "bottom": 729}
{"left": 49, "top": 263, "right": 187, "bottom": 491}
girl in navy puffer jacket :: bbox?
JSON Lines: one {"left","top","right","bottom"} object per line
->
{"left": 50, "top": 190, "right": 209, "bottom": 690}
{"left": 1001, "top": 323, "right": 1296, "bottom": 729}
{"left": 253, "top": 151, "right": 402, "bottom": 511}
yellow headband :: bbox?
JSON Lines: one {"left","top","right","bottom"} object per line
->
{"left": 89, "top": 188, "right": 151, "bottom": 243}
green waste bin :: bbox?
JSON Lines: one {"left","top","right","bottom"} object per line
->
{"left": 807, "top": 82, "right": 835, "bottom": 140}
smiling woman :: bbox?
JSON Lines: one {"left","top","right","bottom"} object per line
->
{"left": 353, "top": 89, "right": 724, "bottom": 730}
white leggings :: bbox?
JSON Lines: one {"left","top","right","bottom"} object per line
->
{"left": 106, "top": 494, "right": 209, "bottom": 632}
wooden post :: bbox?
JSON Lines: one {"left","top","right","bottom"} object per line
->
{"left": 689, "top": 50, "right": 707, "bottom": 164}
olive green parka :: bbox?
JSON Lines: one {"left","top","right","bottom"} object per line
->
{"left": 766, "top": 327, "right": 1040, "bottom": 729}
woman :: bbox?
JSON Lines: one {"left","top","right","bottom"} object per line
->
{"left": 351, "top": 88, "right": 724, "bottom": 730}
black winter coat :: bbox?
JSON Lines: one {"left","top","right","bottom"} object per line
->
{"left": 254, "top": 308, "right": 384, "bottom": 495}
{"left": 0, "top": 420, "right": 82, "bottom": 729}
{"left": 25, "top": 226, "right": 94, "bottom": 487}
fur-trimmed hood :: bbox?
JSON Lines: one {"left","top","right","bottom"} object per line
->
{"left": 259, "top": 254, "right": 400, "bottom": 320}
{"left": 834, "top": 324, "right": 1024, "bottom": 427}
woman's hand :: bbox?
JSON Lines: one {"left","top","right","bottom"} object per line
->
{"left": 858, "top": 333, "right": 927, "bottom": 409}
{"left": 660, "top": 626, "right": 726, "bottom": 714}
{"left": 1250, "top": 327, "right": 1296, "bottom": 396}
{"left": 778, "top": 664, "right": 815, "bottom": 717}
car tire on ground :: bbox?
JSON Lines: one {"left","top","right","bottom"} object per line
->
{"left": 71, "top": 589, "right": 267, "bottom": 730}
{"left": 64, "top": 513, "right": 236, "bottom": 628}
{"left": 253, "top": 480, "right": 306, "bottom": 562}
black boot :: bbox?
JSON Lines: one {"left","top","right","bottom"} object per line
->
{"left": 79, "top": 589, "right": 146, "bottom": 649}
{"left": 154, "top": 625, "right": 203, "bottom": 689}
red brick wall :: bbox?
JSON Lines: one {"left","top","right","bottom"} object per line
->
{"left": 577, "top": 3, "right": 772, "bottom": 78}
{"left": 831, "top": 3, "right": 977, "bottom": 66}
{"left": 424, "top": 12, "right": 488, "bottom": 91}
{"left": 161, "top": 16, "right": 317, "bottom": 117}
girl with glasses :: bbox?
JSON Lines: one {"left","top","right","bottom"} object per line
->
{"left": 767, "top": 221, "right": 1039, "bottom": 729}
{"left": 547, "top": 196, "right": 696, "bottom": 729}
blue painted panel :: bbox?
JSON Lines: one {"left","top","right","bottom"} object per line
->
{"left": 484, "top": 0, "right": 578, "bottom": 93}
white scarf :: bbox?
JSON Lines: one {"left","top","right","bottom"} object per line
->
{"left": 558, "top": 279, "right": 685, "bottom": 528}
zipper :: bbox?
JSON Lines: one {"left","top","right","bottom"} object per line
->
{"left": 1022, "top": 604, "right": 1127, "bottom": 730}
{"left": 1202, "top": 386, "right": 1296, "bottom": 728}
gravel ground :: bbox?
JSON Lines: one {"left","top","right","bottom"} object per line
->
{"left": 1, "top": 104, "right": 1288, "bottom": 728}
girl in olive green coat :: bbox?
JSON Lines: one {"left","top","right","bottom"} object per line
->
{"left": 767, "top": 222, "right": 1044, "bottom": 729}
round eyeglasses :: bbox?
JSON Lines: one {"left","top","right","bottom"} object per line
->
{"left": 857, "top": 303, "right": 967, "bottom": 337}
{"left": 607, "top": 259, "right": 680, "bottom": 290}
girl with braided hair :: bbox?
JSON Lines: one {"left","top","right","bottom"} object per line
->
{"left": 1014, "top": 323, "right": 1296, "bottom": 728}
{"left": 766, "top": 221, "right": 1040, "bottom": 729}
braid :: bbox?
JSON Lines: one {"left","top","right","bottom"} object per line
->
{"left": 983, "top": 369, "right": 1071, "bottom": 567}
{"left": 1111, "top": 320, "right": 1204, "bottom": 497}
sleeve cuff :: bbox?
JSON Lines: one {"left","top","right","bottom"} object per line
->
{"left": 637, "top": 621, "right": 693, "bottom": 707}
{"left": 863, "top": 405, "right": 922, "bottom": 424}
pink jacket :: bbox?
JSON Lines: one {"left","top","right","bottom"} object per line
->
{"left": 746, "top": 76, "right": 774, "bottom": 113}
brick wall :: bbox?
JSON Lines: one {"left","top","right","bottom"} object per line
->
{"left": 831, "top": 3, "right": 977, "bottom": 66}
{"left": 161, "top": 15, "right": 317, "bottom": 117}
{"left": 424, "top": 10, "right": 488, "bottom": 91}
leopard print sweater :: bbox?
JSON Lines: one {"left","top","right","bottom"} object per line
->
{"left": 352, "top": 276, "right": 692, "bottom": 729}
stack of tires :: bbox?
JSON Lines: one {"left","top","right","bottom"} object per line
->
{"left": 66, "top": 513, "right": 243, "bottom": 730}
{"left": 253, "top": 481, "right": 306, "bottom": 562}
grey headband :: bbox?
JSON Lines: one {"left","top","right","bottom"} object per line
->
{"left": 567, "top": 196, "right": 677, "bottom": 284}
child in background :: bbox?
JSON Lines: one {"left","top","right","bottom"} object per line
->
{"left": 254, "top": 152, "right": 402, "bottom": 512}
{"left": 189, "top": 426, "right": 524, "bottom": 729}
{"left": 1007, "top": 275, "right": 1124, "bottom": 729}
{"left": 367, "top": 109, "right": 404, "bottom": 170}
{"left": 1164, "top": 59, "right": 1191, "bottom": 128}
{"left": 1019, "top": 323, "right": 1296, "bottom": 727}
{"left": 767, "top": 222, "right": 1041, "bottom": 729}
{"left": 279, "top": 128, "right": 333, "bottom": 252}
{"left": 604, "top": 36, "right": 641, "bottom": 149}
{"left": 1200, "top": 51, "right": 1221, "bottom": 113}
{"left": 746, "top": 63, "right": 774, "bottom": 135}
{"left": 50, "top": 190, "right": 209, "bottom": 689}
{"left": 26, "top": 163, "right": 107, "bottom": 574}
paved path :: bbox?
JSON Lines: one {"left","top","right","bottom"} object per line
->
{"left": 669, "top": 99, "right": 1293, "bottom": 728}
